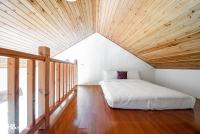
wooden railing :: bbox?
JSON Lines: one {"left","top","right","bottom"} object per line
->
{"left": 0, "top": 46, "right": 78, "bottom": 134}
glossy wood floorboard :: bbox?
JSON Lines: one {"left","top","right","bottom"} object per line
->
{"left": 40, "top": 85, "right": 200, "bottom": 134}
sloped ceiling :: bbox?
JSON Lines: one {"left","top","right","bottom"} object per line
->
{"left": 0, "top": 0, "right": 96, "bottom": 55}
{"left": 96, "top": 0, "right": 200, "bottom": 69}
{"left": 0, "top": 0, "right": 200, "bottom": 69}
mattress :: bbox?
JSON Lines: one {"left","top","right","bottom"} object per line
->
{"left": 99, "top": 79, "right": 196, "bottom": 110}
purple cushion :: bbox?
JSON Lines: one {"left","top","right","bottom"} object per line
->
{"left": 117, "top": 71, "right": 127, "bottom": 79}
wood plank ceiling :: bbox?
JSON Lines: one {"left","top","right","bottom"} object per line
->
{"left": 96, "top": 0, "right": 200, "bottom": 69}
{"left": 0, "top": 0, "right": 96, "bottom": 55}
{"left": 0, "top": 0, "right": 200, "bottom": 69}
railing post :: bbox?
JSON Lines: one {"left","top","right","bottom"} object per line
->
{"left": 66, "top": 64, "right": 69, "bottom": 93}
{"left": 49, "top": 62, "right": 55, "bottom": 107}
{"left": 63, "top": 64, "right": 67, "bottom": 96}
{"left": 7, "top": 58, "right": 19, "bottom": 134}
{"left": 56, "top": 63, "right": 60, "bottom": 102}
{"left": 38, "top": 46, "right": 50, "bottom": 129}
{"left": 27, "top": 60, "right": 36, "bottom": 127}
{"left": 60, "top": 63, "right": 64, "bottom": 99}
{"left": 75, "top": 60, "right": 78, "bottom": 87}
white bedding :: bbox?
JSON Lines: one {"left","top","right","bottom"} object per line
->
{"left": 100, "top": 79, "right": 196, "bottom": 110}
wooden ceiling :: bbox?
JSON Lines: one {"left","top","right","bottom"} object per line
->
{"left": 0, "top": 0, "right": 96, "bottom": 55}
{"left": 96, "top": 0, "right": 200, "bottom": 69}
{"left": 0, "top": 0, "right": 200, "bottom": 69}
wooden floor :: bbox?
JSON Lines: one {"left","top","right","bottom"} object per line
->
{"left": 41, "top": 85, "right": 200, "bottom": 134}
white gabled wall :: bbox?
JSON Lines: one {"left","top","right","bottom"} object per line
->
{"left": 155, "top": 69, "right": 200, "bottom": 99}
{"left": 55, "top": 33, "right": 200, "bottom": 99}
{"left": 55, "top": 33, "right": 155, "bottom": 85}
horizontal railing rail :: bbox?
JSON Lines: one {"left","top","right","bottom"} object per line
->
{"left": 0, "top": 48, "right": 45, "bottom": 61}
{"left": 0, "top": 46, "right": 78, "bottom": 134}
{"left": 50, "top": 58, "right": 73, "bottom": 64}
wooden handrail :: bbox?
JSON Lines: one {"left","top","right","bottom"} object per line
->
{"left": 50, "top": 58, "right": 74, "bottom": 64}
{"left": 0, "top": 47, "right": 78, "bottom": 134}
{"left": 0, "top": 48, "right": 45, "bottom": 61}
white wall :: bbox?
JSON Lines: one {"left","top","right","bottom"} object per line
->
{"left": 55, "top": 33, "right": 200, "bottom": 99}
{"left": 155, "top": 69, "right": 200, "bottom": 99}
{"left": 55, "top": 33, "right": 155, "bottom": 85}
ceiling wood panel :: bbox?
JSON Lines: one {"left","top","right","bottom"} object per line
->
{"left": 0, "top": 0, "right": 200, "bottom": 69}
{"left": 96, "top": 0, "right": 200, "bottom": 69}
{"left": 0, "top": 0, "right": 96, "bottom": 56}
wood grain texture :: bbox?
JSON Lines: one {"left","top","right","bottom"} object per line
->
{"left": 0, "top": 0, "right": 95, "bottom": 55}
{"left": 39, "top": 85, "right": 200, "bottom": 134}
{"left": 0, "top": 0, "right": 200, "bottom": 69}
{"left": 96, "top": 0, "right": 200, "bottom": 69}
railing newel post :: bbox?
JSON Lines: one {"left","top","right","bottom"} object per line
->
{"left": 38, "top": 46, "right": 50, "bottom": 129}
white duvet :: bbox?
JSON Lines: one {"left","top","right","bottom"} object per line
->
{"left": 100, "top": 79, "right": 196, "bottom": 110}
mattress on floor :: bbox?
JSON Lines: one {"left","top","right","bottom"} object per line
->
{"left": 99, "top": 79, "right": 196, "bottom": 110}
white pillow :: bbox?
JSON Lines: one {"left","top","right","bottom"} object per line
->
{"left": 127, "top": 71, "right": 140, "bottom": 79}
{"left": 103, "top": 70, "right": 117, "bottom": 80}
